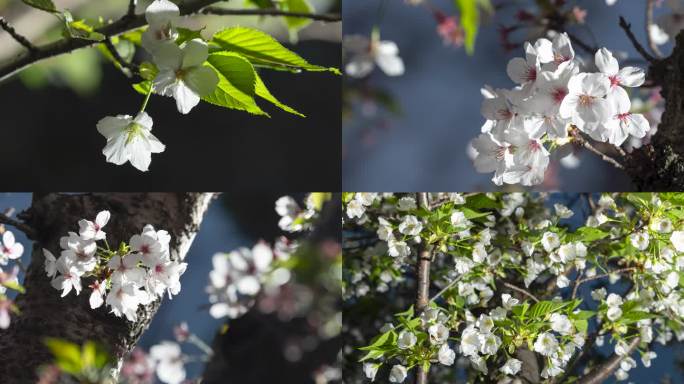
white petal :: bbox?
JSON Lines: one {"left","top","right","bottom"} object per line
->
{"left": 102, "top": 133, "right": 130, "bottom": 166}
{"left": 181, "top": 39, "right": 209, "bottom": 69}
{"left": 95, "top": 211, "right": 110, "bottom": 227}
{"left": 376, "top": 48, "right": 404, "bottom": 76}
{"left": 153, "top": 69, "right": 178, "bottom": 97}
{"left": 90, "top": 289, "right": 104, "bottom": 309}
{"left": 534, "top": 38, "right": 554, "bottom": 63}
{"left": 2, "top": 231, "right": 15, "bottom": 248}
{"left": 173, "top": 82, "right": 201, "bottom": 114}
{"left": 506, "top": 57, "right": 533, "bottom": 84}
{"left": 134, "top": 112, "right": 154, "bottom": 130}
{"left": 558, "top": 96, "right": 578, "bottom": 119}
{"left": 128, "top": 138, "right": 152, "bottom": 172}
{"left": 345, "top": 55, "right": 374, "bottom": 78}
{"left": 96, "top": 115, "right": 130, "bottom": 140}
{"left": 626, "top": 113, "right": 650, "bottom": 138}
{"left": 377, "top": 40, "right": 399, "bottom": 56}
{"left": 153, "top": 43, "right": 183, "bottom": 71}
{"left": 595, "top": 48, "right": 619, "bottom": 75}
{"left": 617, "top": 67, "right": 645, "bottom": 87}
{"left": 146, "top": 133, "right": 166, "bottom": 154}
{"left": 183, "top": 65, "right": 219, "bottom": 97}
{"left": 145, "top": 0, "right": 179, "bottom": 26}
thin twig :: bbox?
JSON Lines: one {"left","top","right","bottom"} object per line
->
{"left": 103, "top": 37, "right": 139, "bottom": 74}
{"left": 0, "top": 213, "right": 36, "bottom": 239}
{"left": 619, "top": 16, "right": 657, "bottom": 64}
{"left": 429, "top": 275, "right": 462, "bottom": 302}
{"left": 201, "top": 6, "right": 342, "bottom": 22}
{"left": 0, "top": 16, "right": 38, "bottom": 53}
{"left": 571, "top": 129, "right": 625, "bottom": 170}
{"left": 503, "top": 281, "right": 539, "bottom": 303}
{"left": 566, "top": 32, "right": 596, "bottom": 55}
{"left": 645, "top": 0, "right": 664, "bottom": 58}
{"left": 571, "top": 267, "right": 637, "bottom": 299}
{"left": 126, "top": 0, "right": 137, "bottom": 19}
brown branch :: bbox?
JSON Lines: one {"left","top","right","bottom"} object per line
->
{"left": 0, "top": 213, "right": 36, "bottom": 239}
{"left": 503, "top": 281, "right": 539, "bottom": 303}
{"left": 415, "top": 193, "right": 431, "bottom": 384}
{"left": 619, "top": 16, "right": 657, "bottom": 64}
{"left": 126, "top": 0, "right": 137, "bottom": 20}
{"left": 571, "top": 267, "right": 637, "bottom": 299}
{"left": 103, "top": 37, "right": 139, "bottom": 75}
{"left": 645, "top": 0, "right": 664, "bottom": 58}
{"left": 577, "top": 336, "right": 640, "bottom": 384}
{"left": 0, "top": 16, "right": 37, "bottom": 53}
{"left": 571, "top": 128, "right": 625, "bottom": 170}
{"left": 200, "top": 6, "right": 342, "bottom": 22}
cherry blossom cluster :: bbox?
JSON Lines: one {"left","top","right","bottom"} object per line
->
{"left": 0, "top": 229, "right": 24, "bottom": 330}
{"left": 344, "top": 193, "right": 684, "bottom": 383}
{"left": 275, "top": 194, "right": 320, "bottom": 233}
{"left": 121, "top": 322, "right": 213, "bottom": 384}
{"left": 207, "top": 241, "right": 284, "bottom": 319}
{"left": 43, "top": 210, "right": 187, "bottom": 322}
{"left": 96, "top": 0, "right": 218, "bottom": 172}
{"left": 470, "top": 33, "right": 649, "bottom": 186}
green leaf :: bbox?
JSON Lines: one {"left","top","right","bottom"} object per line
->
{"left": 359, "top": 349, "right": 385, "bottom": 362}
{"left": 571, "top": 310, "right": 596, "bottom": 320}
{"left": 566, "top": 227, "right": 609, "bottom": 242}
{"left": 281, "top": 0, "right": 314, "bottom": 40}
{"left": 44, "top": 338, "right": 83, "bottom": 375}
{"left": 462, "top": 207, "right": 490, "bottom": 220}
{"left": 254, "top": 72, "right": 304, "bottom": 117}
{"left": 62, "top": 12, "right": 105, "bottom": 41}
{"left": 132, "top": 80, "right": 152, "bottom": 95}
{"left": 204, "top": 52, "right": 268, "bottom": 116}
{"left": 529, "top": 300, "right": 573, "bottom": 319}
{"left": 22, "top": 0, "right": 56, "bottom": 12}
{"left": 620, "top": 311, "right": 656, "bottom": 324}
{"left": 1, "top": 280, "right": 25, "bottom": 294}
{"left": 359, "top": 330, "right": 396, "bottom": 351}
{"left": 573, "top": 319, "right": 588, "bottom": 333}
{"left": 139, "top": 62, "right": 158, "bottom": 81}
{"left": 211, "top": 27, "right": 340, "bottom": 73}
{"left": 465, "top": 193, "right": 500, "bottom": 210}
{"left": 455, "top": 0, "right": 479, "bottom": 55}
{"left": 176, "top": 27, "right": 205, "bottom": 46}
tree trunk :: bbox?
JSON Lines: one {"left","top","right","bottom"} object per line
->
{"left": 627, "top": 31, "right": 684, "bottom": 190}
{"left": 0, "top": 193, "right": 214, "bottom": 383}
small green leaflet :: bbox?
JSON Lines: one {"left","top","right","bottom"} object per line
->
{"left": 176, "top": 27, "right": 205, "bottom": 46}
{"left": 62, "top": 12, "right": 104, "bottom": 41}
{"left": 254, "top": 73, "right": 304, "bottom": 117}
{"left": 211, "top": 27, "right": 340, "bottom": 73}
{"left": 455, "top": 0, "right": 479, "bottom": 55}
{"left": 21, "top": 0, "right": 56, "bottom": 12}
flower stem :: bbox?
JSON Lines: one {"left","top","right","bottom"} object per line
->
{"left": 139, "top": 84, "right": 153, "bottom": 114}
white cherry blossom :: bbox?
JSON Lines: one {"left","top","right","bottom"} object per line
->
{"left": 0, "top": 231, "right": 23, "bottom": 264}
{"left": 97, "top": 112, "right": 165, "bottom": 172}
{"left": 344, "top": 35, "right": 404, "bottom": 78}
{"left": 141, "top": 0, "right": 180, "bottom": 55}
{"left": 152, "top": 39, "right": 219, "bottom": 114}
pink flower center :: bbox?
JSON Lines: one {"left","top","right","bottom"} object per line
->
{"left": 498, "top": 108, "right": 513, "bottom": 120}
{"left": 495, "top": 146, "right": 506, "bottom": 160}
{"left": 155, "top": 264, "right": 164, "bottom": 273}
{"left": 528, "top": 140, "right": 541, "bottom": 152}
{"left": 617, "top": 112, "right": 631, "bottom": 121}
{"left": 141, "top": 245, "right": 150, "bottom": 254}
{"left": 552, "top": 87, "right": 567, "bottom": 104}
{"left": 609, "top": 75, "right": 621, "bottom": 88}
{"left": 526, "top": 68, "right": 537, "bottom": 82}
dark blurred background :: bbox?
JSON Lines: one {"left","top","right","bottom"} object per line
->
{"left": 2, "top": 192, "right": 340, "bottom": 383}
{"left": 0, "top": 0, "right": 341, "bottom": 191}
{"left": 342, "top": 0, "right": 666, "bottom": 192}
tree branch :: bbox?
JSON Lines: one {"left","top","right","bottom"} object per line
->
{"left": 577, "top": 336, "right": 640, "bottom": 384}
{"left": 571, "top": 128, "right": 625, "bottom": 170}
{"left": 619, "top": 16, "right": 657, "bottom": 64}
{"left": 0, "top": 16, "right": 37, "bottom": 53}
{"left": 103, "top": 37, "right": 139, "bottom": 75}
{"left": 571, "top": 267, "right": 637, "bottom": 299}
{"left": 200, "top": 6, "right": 342, "bottom": 22}
{"left": 502, "top": 281, "right": 539, "bottom": 303}
{"left": 415, "top": 193, "right": 431, "bottom": 384}
{"left": 0, "top": 212, "right": 36, "bottom": 239}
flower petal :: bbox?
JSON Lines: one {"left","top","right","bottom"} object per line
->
{"left": 96, "top": 115, "right": 130, "bottom": 140}
{"left": 184, "top": 65, "right": 219, "bottom": 97}
{"left": 181, "top": 39, "right": 209, "bottom": 69}
{"left": 173, "top": 82, "right": 201, "bottom": 114}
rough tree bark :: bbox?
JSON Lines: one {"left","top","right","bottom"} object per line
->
{"left": 201, "top": 194, "right": 341, "bottom": 384}
{"left": 0, "top": 192, "right": 214, "bottom": 383}
{"left": 626, "top": 30, "right": 684, "bottom": 190}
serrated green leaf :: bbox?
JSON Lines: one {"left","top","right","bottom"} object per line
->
{"left": 573, "top": 319, "right": 588, "bottom": 333}
{"left": 22, "top": 0, "right": 55, "bottom": 12}
{"left": 455, "top": 0, "right": 479, "bottom": 55}
{"left": 132, "top": 80, "right": 152, "bottom": 95}
{"left": 203, "top": 52, "right": 268, "bottom": 116}
{"left": 211, "top": 27, "right": 339, "bottom": 73}
{"left": 566, "top": 227, "right": 609, "bottom": 242}
{"left": 254, "top": 72, "right": 304, "bottom": 117}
